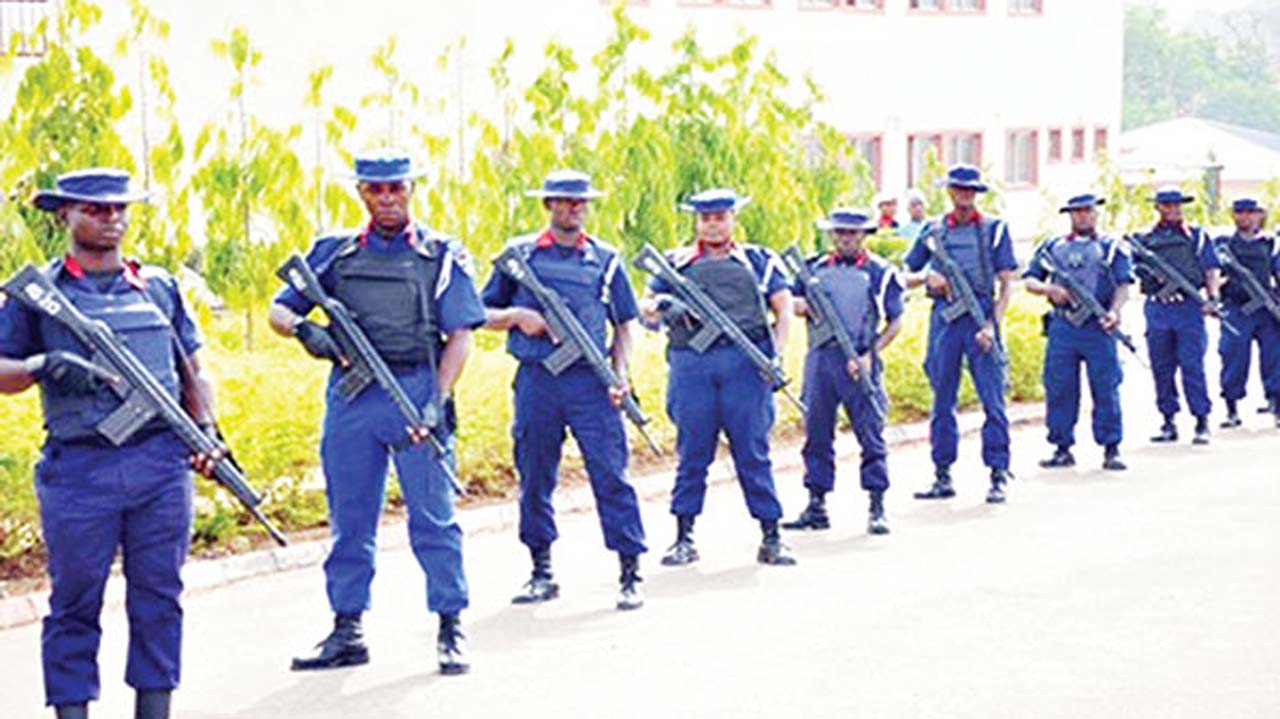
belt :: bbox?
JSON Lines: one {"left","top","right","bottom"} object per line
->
{"left": 48, "top": 424, "right": 172, "bottom": 450}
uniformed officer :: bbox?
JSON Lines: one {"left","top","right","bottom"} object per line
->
{"left": 781, "top": 209, "right": 904, "bottom": 535}
{"left": 640, "top": 188, "right": 797, "bottom": 566}
{"left": 903, "top": 164, "right": 1019, "bottom": 504}
{"left": 1131, "top": 186, "right": 1223, "bottom": 445}
{"left": 0, "top": 168, "right": 222, "bottom": 719}
{"left": 1024, "top": 194, "right": 1134, "bottom": 471}
{"left": 481, "top": 170, "right": 647, "bottom": 611}
{"left": 1215, "top": 197, "right": 1280, "bottom": 428}
{"left": 269, "top": 150, "right": 481, "bottom": 675}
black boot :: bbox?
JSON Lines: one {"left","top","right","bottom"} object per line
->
{"left": 781, "top": 489, "right": 830, "bottom": 530}
{"left": 511, "top": 546, "right": 559, "bottom": 604}
{"left": 757, "top": 520, "right": 797, "bottom": 565}
{"left": 1150, "top": 416, "right": 1178, "bottom": 443}
{"left": 1221, "top": 400, "right": 1242, "bottom": 429}
{"left": 867, "top": 491, "right": 890, "bottom": 535}
{"left": 436, "top": 614, "right": 469, "bottom": 675}
{"left": 291, "top": 613, "right": 369, "bottom": 671}
{"left": 985, "top": 469, "right": 1010, "bottom": 504}
{"left": 616, "top": 554, "right": 644, "bottom": 611}
{"left": 1039, "top": 446, "right": 1075, "bottom": 468}
{"left": 135, "top": 690, "right": 170, "bottom": 719}
{"left": 1102, "top": 444, "right": 1127, "bottom": 471}
{"left": 1192, "top": 415, "right": 1210, "bottom": 445}
{"left": 661, "top": 515, "right": 699, "bottom": 566}
{"left": 913, "top": 467, "right": 955, "bottom": 500}
{"left": 55, "top": 705, "right": 88, "bottom": 719}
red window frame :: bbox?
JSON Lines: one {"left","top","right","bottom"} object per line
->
{"left": 849, "top": 133, "right": 884, "bottom": 190}
{"left": 677, "top": 0, "right": 773, "bottom": 8}
{"left": 907, "top": 130, "right": 982, "bottom": 187}
{"left": 907, "top": 0, "right": 987, "bottom": 14}
{"left": 1070, "top": 126, "right": 1086, "bottom": 162}
{"left": 1093, "top": 126, "right": 1109, "bottom": 159}
{"left": 1047, "top": 128, "right": 1063, "bottom": 164}
{"left": 1008, "top": 0, "right": 1043, "bottom": 15}
{"left": 799, "top": 0, "right": 885, "bottom": 11}
{"left": 1005, "top": 128, "right": 1040, "bottom": 188}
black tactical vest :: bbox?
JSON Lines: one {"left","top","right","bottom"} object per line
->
{"left": 331, "top": 241, "right": 442, "bottom": 364}
{"left": 668, "top": 257, "right": 770, "bottom": 350}
{"left": 1137, "top": 228, "right": 1204, "bottom": 295}
{"left": 1220, "top": 235, "right": 1275, "bottom": 306}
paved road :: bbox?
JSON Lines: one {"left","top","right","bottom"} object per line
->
{"left": 2, "top": 347, "right": 1278, "bottom": 718}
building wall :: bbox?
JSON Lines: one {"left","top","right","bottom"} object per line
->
{"left": 2, "top": 0, "right": 1123, "bottom": 236}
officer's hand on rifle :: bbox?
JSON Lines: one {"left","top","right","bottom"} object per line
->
{"left": 846, "top": 354, "right": 872, "bottom": 381}
{"left": 1100, "top": 311, "right": 1120, "bottom": 332}
{"left": 925, "top": 271, "right": 952, "bottom": 299}
{"left": 975, "top": 322, "right": 997, "bottom": 353}
{"left": 607, "top": 379, "right": 630, "bottom": 409}
{"left": 513, "top": 307, "right": 559, "bottom": 343}
{"left": 25, "top": 350, "right": 117, "bottom": 394}
{"left": 1046, "top": 285, "right": 1073, "bottom": 307}
{"left": 1201, "top": 300, "right": 1221, "bottom": 318}
{"left": 293, "top": 320, "right": 349, "bottom": 366}
{"left": 656, "top": 295, "right": 695, "bottom": 328}
{"left": 190, "top": 428, "right": 228, "bottom": 479}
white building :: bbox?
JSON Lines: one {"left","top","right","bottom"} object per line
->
{"left": 2, "top": 0, "right": 1123, "bottom": 235}
{"left": 1119, "top": 117, "right": 1280, "bottom": 202}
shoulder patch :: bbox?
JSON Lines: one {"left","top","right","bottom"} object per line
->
{"left": 447, "top": 240, "right": 476, "bottom": 277}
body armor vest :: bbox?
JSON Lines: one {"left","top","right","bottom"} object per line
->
{"left": 39, "top": 277, "right": 180, "bottom": 442}
{"left": 668, "top": 257, "right": 770, "bottom": 350}
{"left": 1220, "top": 235, "right": 1275, "bottom": 306}
{"left": 1048, "top": 238, "right": 1111, "bottom": 326}
{"left": 932, "top": 219, "right": 996, "bottom": 299}
{"left": 1137, "top": 229, "right": 1204, "bottom": 295}
{"left": 331, "top": 242, "right": 441, "bottom": 364}
{"left": 810, "top": 262, "right": 876, "bottom": 352}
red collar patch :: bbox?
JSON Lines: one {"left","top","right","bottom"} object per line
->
{"left": 946, "top": 209, "right": 982, "bottom": 228}
{"left": 827, "top": 250, "right": 868, "bottom": 268}
{"left": 358, "top": 218, "right": 417, "bottom": 248}
{"left": 1155, "top": 221, "right": 1190, "bottom": 237}
{"left": 536, "top": 229, "right": 588, "bottom": 250}
{"left": 62, "top": 254, "right": 147, "bottom": 291}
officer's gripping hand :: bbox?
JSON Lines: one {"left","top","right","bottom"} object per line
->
{"left": 190, "top": 430, "right": 228, "bottom": 479}
{"left": 846, "top": 354, "right": 872, "bottom": 381}
{"left": 656, "top": 296, "right": 695, "bottom": 328}
{"left": 26, "top": 351, "right": 116, "bottom": 395}
{"left": 1046, "top": 285, "right": 1073, "bottom": 307}
{"left": 514, "top": 308, "right": 559, "bottom": 344}
{"left": 1202, "top": 301, "right": 1222, "bottom": 318}
{"left": 975, "top": 323, "right": 997, "bottom": 353}
{"left": 925, "top": 271, "right": 952, "bottom": 299}
{"left": 293, "top": 320, "right": 348, "bottom": 365}
{"left": 607, "top": 380, "right": 630, "bottom": 409}
{"left": 1100, "top": 311, "right": 1120, "bottom": 332}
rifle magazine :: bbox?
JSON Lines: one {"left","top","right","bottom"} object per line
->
{"left": 95, "top": 391, "right": 159, "bottom": 446}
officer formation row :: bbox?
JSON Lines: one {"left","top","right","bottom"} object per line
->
{"left": 2, "top": 152, "right": 1278, "bottom": 719}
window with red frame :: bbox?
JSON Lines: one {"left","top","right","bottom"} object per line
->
{"left": 907, "top": 131, "right": 981, "bottom": 186}
{"left": 1094, "top": 126, "right": 1109, "bottom": 159}
{"left": 909, "top": 0, "right": 985, "bottom": 12}
{"left": 1005, "top": 130, "right": 1039, "bottom": 187}
{"left": 850, "top": 134, "right": 883, "bottom": 189}
{"left": 908, "top": 134, "right": 941, "bottom": 188}
{"left": 800, "top": 0, "right": 883, "bottom": 9}
{"left": 1008, "top": 0, "right": 1042, "bottom": 14}
{"left": 1047, "top": 128, "right": 1063, "bottom": 163}
{"left": 1, "top": 0, "right": 49, "bottom": 57}
{"left": 1070, "top": 127, "right": 1086, "bottom": 162}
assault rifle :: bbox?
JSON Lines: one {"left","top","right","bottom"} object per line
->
{"left": 634, "top": 243, "right": 805, "bottom": 413}
{"left": 277, "top": 254, "right": 463, "bottom": 494}
{"left": 1123, "top": 235, "right": 1240, "bottom": 336}
{"left": 3, "top": 264, "right": 287, "bottom": 546}
{"left": 781, "top": 246, "right": 887, "bottom": 423}
{"left": 494, "top": 246, "right": 661, "bottom": 455}
{"left": 1033, "top": 246, "right": 1143, "bottom": 362}
{"left": 922, "top": 232, "right": 1008, "bottom": 366}
{"left": 1214, "top": 241, "right": 1280, "bottom": 324}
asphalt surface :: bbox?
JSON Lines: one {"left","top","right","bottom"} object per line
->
{"left": 1, "top": 342, "right": 1278, "bottom": 718}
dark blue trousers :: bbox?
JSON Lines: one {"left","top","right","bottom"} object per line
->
{"left": 319, "top": 365, "right": 468, "bottom": 616}
{"left": 924, "top": 309, "right": 1010, "bottom": 471}
{"left": 35, "top": 432, "right": 192, "bottom": 707}
{"left": 1043, "top": 317, "right": 1123, "bottom": 448}
{"left": 666, "top": 345, "right": 783, "bottom": 520}
{"left": 512, "top": 363, "right": 646, "bottom": 556}
{"left": 1218, "top": 305, "right": 1280, "bottom": 401}
{"left": 800, "top": 346, "right": 889, "bottom": 494}
{"left": 1144, "top": 301, "right": 1211, "bottom": 418}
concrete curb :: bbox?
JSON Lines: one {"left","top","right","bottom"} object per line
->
{"left": 0, "top": 402, "right": 1044, "bottom": 632}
